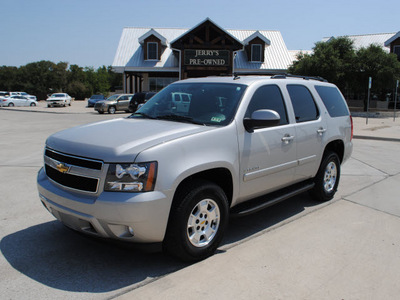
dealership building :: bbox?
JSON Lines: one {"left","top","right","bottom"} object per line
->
{"left": 112, "top": 18, "right": 400, "bottom": 94}
{"left": 111, "top": 18, "right": 295, "bottom": 93}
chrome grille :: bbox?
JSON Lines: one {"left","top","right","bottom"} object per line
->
{"left": 44, "top": 148, "right": 103, "bottom": 193}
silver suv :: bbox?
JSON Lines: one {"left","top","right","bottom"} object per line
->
{"left": 94, "top": 94, "right": 133, "bottom": 114}
{"left": 37, "top": 75, "right": 353, "bottom": 261}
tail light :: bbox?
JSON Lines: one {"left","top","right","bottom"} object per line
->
{"left": 350, "top": 115, "right": 353, "bottom": 141}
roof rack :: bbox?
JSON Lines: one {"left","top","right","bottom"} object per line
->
{"left": 271, "top": 73, "right": 328, "bottom": 82}
{"left": 231, "top": 73, "right": 328, "bottom": 82}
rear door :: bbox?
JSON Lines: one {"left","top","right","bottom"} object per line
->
{"left": 286, "top": 84, "right": 326, "bottom": 181}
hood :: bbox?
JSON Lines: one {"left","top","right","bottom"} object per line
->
{"left": 46, "top": 118, "right": 212, "bottom": 162}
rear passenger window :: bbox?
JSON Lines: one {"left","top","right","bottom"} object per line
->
{"left": 315, "top": 85, "right": 349, "bottom": 117}
{"left": 287, "top": 85, "right": 319, "bottom": 123}
{"left": 245, "top": 85, "right": 288, "bottom": 125}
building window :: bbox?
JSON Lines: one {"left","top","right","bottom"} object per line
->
{"left": 147, "top": 42, "right": 158, "bottom": 60}
{"left": 251, "top": 44, "right": 262, "bottom": 62}
{"left": 149, "top": 77, "right": 178, "bottom": 92}
{"left": 394, "top": 45, "right": 400, "bottom": 61}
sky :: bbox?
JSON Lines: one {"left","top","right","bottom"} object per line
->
{"left": 1, "top": 0, "right": 398, "bottom": 68}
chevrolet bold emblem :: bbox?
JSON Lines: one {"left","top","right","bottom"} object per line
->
{"left": 56, "top": 163, "right": 69, "bottom": 173}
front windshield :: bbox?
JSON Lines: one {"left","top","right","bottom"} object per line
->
{"left": 106, "top": 94, "right": 119, "bottom": 101}
{"left": 130, "top": 82, "right": 246, "bottom": 126}
{"left": 53, "top": 94, "right": 64, "bottom": 98}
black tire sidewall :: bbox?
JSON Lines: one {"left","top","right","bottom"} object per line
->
{"left": 164, "top": 180, "right": 229, "bottom": 261}
{"left": 311, "top": 152, "right": 341, "bottom": 201}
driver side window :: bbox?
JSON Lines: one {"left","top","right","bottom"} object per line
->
{"left": 245, "top": 85, "right": 288, "bottom": 125}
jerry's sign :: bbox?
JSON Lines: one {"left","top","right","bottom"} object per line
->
{"left": 184, "top": 50, "right": 230, "bottom": 66}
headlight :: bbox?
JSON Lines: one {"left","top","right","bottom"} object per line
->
{"left": 105, "top": 162, "right": 157, "bottom": 192}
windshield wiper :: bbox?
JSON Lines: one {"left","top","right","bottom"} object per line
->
{"left": 156, "top": 114, "right": 205, "bottom": 125}
{"left": 130, "top": 112, "right": 156, "bottom": 119}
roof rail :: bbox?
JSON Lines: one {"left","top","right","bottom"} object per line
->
{"left": 271, "top": 73, "right": 328, "bottom": 82}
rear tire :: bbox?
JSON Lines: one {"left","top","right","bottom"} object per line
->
{"left": 310, "top": 151, "right": 340, "bottom": 201}
{"left": 163, "top": 179, "right": 229, "bottom": 262}
{"left": 8, "top": 103, "right": 14, "bottom": 107}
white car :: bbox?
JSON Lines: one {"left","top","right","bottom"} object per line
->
{"left": 1, "top": 95, "right": 38, "bottom": 107}
{"left": 18, "top": 92, "right": 37, "bottom": 101}
{"left": 46, "top": 93, "right": 72, "bottom": 107}
{"left": 9, "top": 92, "right": 37, "bottom": 101}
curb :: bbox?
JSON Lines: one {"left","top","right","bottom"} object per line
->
{"left": 353, "top": 135, "right": 400, "bottom": 143}
{"left": 0, "top": 106, "right": 90, "bottom": 115}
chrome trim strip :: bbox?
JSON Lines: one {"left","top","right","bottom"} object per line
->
{"left": 244, "top": 160, "right": 297, "bottom": 182}
{"left": 45, "top": 147, "right": 104, "bottom": 171}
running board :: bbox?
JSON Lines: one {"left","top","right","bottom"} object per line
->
{"left": 230, "top": 181, "right": 315, "bottom": 217}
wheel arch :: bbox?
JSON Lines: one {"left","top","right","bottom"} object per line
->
{"left": 323, "top": 139, "right": 345, "bottom": 163}
{"left": 172, "top": 167, "right": 234, "bottom": 208}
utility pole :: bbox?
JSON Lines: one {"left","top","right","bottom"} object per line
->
{"left": 366, "top": 77, "right": 372, "bottom": 125}
{"left": 394, "top": 80, "right": 398, "bottom": 122}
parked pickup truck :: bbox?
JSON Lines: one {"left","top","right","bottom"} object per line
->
{"left": 37, "top": 75, "right": 353, "bottom": 261}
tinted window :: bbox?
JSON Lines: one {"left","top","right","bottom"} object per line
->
{"left": 287, "top": 85, "right": 319, "bottom": 123}
{"left": 245, "top": 85, "right": 288, "bottom": 125}
{"left": 315, "top": 85, "right": 349, "bottom": 117}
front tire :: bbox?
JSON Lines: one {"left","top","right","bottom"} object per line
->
{"left": 163, "top": 180, "right": 229, "bottom": 261}
{"left": 310, "top": 151, "right": 341, "bottom": 201}
{"left": 108, "top": 106, "right": 116, "bottom": 114}
{"left": 30, "top": 102, "right": 36, "bottom": 107}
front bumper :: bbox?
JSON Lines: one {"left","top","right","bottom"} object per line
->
{"left": 47, "top": 100, "right": 66, "bottom": 106}
{"left": 37, "top": 167, "right": 172, "bottom": 243}
{"left": 94, "top": 105, "right": 106, "bottom": 112}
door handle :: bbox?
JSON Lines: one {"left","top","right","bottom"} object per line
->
{"left": 317, "top": 128, "right": 327, "bottom": 136}
{"left": 281, "top": 134, "right": 294, "bottom": 144}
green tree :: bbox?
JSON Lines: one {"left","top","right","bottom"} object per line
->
{"left": 19, "top": 61, "right": 57, "bottom": 99}
{"left": 353, "top": 45, "right": 400, "bottom": 107}
{"left": 289, "top": 37, "right": 400, "bottom": 110}
{"left": 0, "top": 66, "right": 19, "bottom": 91}
{"left": 66, "top": 81, "right": 90, "bottom": 99}
{"left": 0, "top": 61, "right": 122, "bottom": 100}
{"left": 96, "top": 66, "right": 111, "bottom": 95}
{"left": 289, "top": 37, "right": 356, "bottom": 93}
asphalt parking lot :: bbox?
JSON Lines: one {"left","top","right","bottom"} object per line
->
{"left": 1, "top": 102, "right": 400, "bottom": 299}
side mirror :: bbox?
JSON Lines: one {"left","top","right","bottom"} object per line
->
{"left": 243, "top": 109, "right": 281, "bottom": 132}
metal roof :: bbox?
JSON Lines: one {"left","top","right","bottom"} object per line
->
{"left": 112, "top": 26, "right": 294, "bottom": 73}
{"left": 322, "top": 32, "right": 397, "bottom": 52}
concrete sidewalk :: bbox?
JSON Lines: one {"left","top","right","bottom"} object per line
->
{"left": 117, "top": 200, "right": 400, "bottom": 299}
{"left": 352, "top": 114, "right": 400, "bottom": 142}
